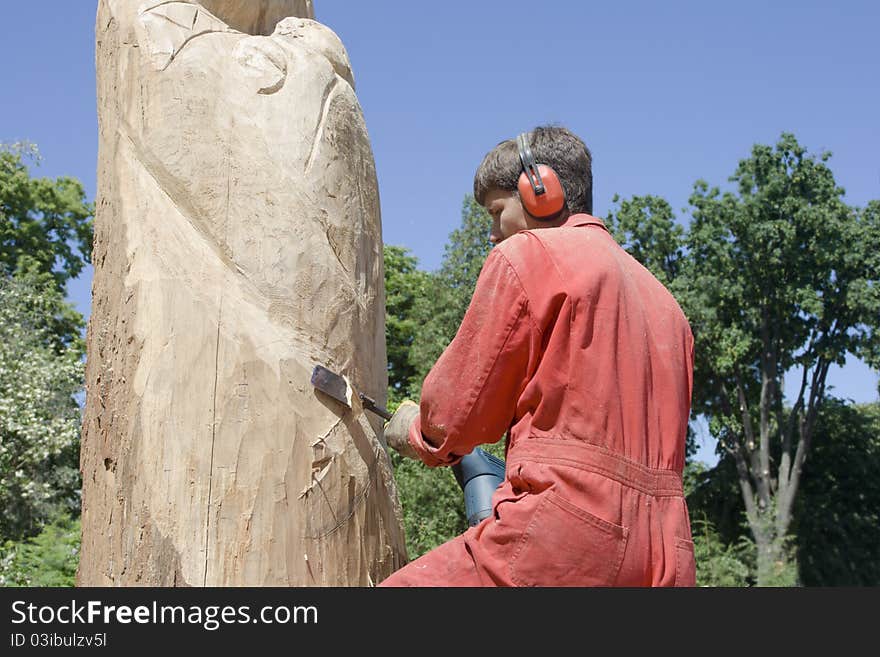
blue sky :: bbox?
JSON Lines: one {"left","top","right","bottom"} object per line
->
{"left": 1, "top": 1, "right": 878, "bottom": 463}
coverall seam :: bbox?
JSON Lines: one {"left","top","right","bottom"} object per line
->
{"left": 508, "top": 495, "right": 545, "bottom": 586}
{"left": 510, "top": 435, "right": 684, "bottom": 476}
{"left": 507, "top": 438, "right": 684, "bottom": 496}
{"left": 493, "top": 248, "right": 543, "bottom": 340}
{"left": 525, "top": 231, "right": 569, "bottom": 298}
{"left": 498, "top": 237, "right": 572, "bottom": 401}
{"left": 509, "top": 453, "right": 682, "bottom": 496}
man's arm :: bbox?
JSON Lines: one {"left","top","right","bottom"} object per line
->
{"left": 407, "top": 247, "right": 537, "bottom": 466}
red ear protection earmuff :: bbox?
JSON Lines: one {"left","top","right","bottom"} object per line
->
{"left": 516, "top": 133, "right": 566, "bottom": 219}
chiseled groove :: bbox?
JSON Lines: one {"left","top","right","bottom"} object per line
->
{"left": 159, "top": 29, "right": 228, "bottom": 71}
{"left": 119, "top": 120, "right": 238, "bottom": 274}
{"left": 203, "top": 294, "right": 223, "bottom": 586}
{"left": 140, "top": 0, "right": 196, "bottom": 14}
{"left": 203, "top": 146, "right": 232, "bottom": 585}
{"left": 138, "top": 2, "right": 231, "bottom": 72}
{"left": 302, "top": 449, "right": 381, "bottom": 540}
{"left": 304, "top": 75, "right": 340, "bottom": 174}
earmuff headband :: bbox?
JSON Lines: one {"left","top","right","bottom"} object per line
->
{"left": 517, "top": 133, "right": 546, "bottom": 196}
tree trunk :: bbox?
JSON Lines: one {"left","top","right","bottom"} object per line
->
{"left": 755, "top": 538, "right": 797, "bottom": 586}
{"left": 78, "top": 0, "right": 407, "bottom": 586}
{"left": 750, "top": 504, "right": 798, "bottom": 587}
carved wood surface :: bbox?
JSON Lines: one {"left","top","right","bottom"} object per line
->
{"left": 78, "top": 0, "right": 406, "bottom": 586}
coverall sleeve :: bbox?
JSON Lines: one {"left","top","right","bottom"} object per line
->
{"left": 407, "top": 248, "right": 536, "bottom": 467}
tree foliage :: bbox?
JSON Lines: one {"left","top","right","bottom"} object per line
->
{"left": 387, "top": 450, "right": 467, "bottom": 558}
{"left": 0, "top": 274, "right": 83, "bottom": 541}
{"left": 408, "top": 196, "right": 492, "bottom": 392}
{"left": 1, "top": 143, "right": 91, "bottom": 353}
{"left": 606, "top": 193, "right": 684, "bottom": 287}
{"left": 1, "top": 143, "right": 93, "bottom": 294}
{"left": 686, "top": 400, "right": 880, "bottom": 585}
{"left": 691, "top": 516, "right": 753, "bottom": 587}
{"left": 793, "top": 400, "right": 880, "bottom": 585}
{"left": 0, "top": 513, "right": 80, "bottom": 587}
{"left": 607, "top": 132, "right": 879, "bottom": 584}
{"left": 384, "top": 245, "right": 432, "bottom": 405}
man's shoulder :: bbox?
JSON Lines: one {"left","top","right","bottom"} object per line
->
{"left": 495, "top": 224, "right": 612, "bottom": 274}
{"left": 493, "top": 230, "right": 535, "bottom": 261}
{"left": 490, "top": 232, "right": 548, "bottom": 281}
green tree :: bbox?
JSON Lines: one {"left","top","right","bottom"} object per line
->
{"left": 384, "top": 245, "right": 432, "bottom": 404}
{"left": 0, "top": 143, "right": 91, "bottom": 585}
{"left": 409, "top": 195, "right": 492, "bottom": 388}
{"left": 388, "top": 451, "right": 467, "bottom": 558}
{"left": 684, "top": 463, "right": 753, "bottom": 586}
{"left": 0, "top": 274, "right": 83, "bottom": 541}
{"left": 686, "top": 400, "right": 880, "bottom": 585}
{"left": 793, "top": 400, "right": 880, "bottom": 585}
{"left": 685, "top": 455, "right": 750, "bottom": 550}
{"left": 1, "top": 143, "right": 93, "bottom": 294}
{"left": 1, "top": 143, "right": 92, "bottom": 352}
{"left": 0, "top": 514, "right": 80, "bottom": 587}
{"left": 608, "top": 133, "right": 880, "bottom": 584}
{"left": 691, "top": 516, "right": 753, "bottom": 587}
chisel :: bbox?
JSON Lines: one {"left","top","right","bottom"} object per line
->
{"left": 310, "top": 364, "right": 393, "bottom": 421}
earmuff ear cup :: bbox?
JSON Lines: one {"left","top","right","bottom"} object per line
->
{"left": 517, "top": 164, "right": 565, "bottom": 219}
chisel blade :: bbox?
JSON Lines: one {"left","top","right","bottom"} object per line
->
{"left": 310, "top": 364, "right": 353, "bottom": 408}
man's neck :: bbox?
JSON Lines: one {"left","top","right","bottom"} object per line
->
{"left": 524, "top": 210, "right": 571, "bottom": 231}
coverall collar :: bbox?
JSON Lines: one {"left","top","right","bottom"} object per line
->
{"left": 561, "top": 213, "right": 609, "bottom": 232}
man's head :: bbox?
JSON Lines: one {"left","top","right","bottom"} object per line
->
{"left": 474, "top": 126, "right": 593, "bottom": 244}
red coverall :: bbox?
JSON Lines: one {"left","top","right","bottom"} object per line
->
{"left": 380, "top": 214, "right": 696, "bottom": 587}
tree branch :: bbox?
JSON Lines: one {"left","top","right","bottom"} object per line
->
{"left": 759, "top": 306, "right": 773, "bottom": 497}
{"left": 734, "top": 371, "right": 770, "bottom": 508}
{"left": 719, "top": 379, "right": 764, "bottom": 537}
{"left": 733, "top": 446, "right": 762, "bottom": 538}
{"left": 778, "top": 330, "right": 814, "bottom": 503}
{"left": 803, "top": 357, "right": 831, "bottom": 449}
{"left": 778, "top": 355, "right": 830, "bottom": 534}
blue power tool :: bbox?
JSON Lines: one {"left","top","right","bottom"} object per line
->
{"left": 452, "top": 448, "right": 507, "bottom": 526}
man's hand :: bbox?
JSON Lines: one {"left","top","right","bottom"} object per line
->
{"left": 384, "top": 400, "right": 420, "bottom": 460}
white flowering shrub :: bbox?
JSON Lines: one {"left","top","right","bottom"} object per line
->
{"left": 0, "top": 274, "right": 83, "bottom": 540}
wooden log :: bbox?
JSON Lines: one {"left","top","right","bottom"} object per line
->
{"left": 78, "top": 0, "right": 407, "bottom": 586}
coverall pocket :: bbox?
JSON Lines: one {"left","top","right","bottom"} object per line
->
{"left": 509, "top": 491, "right": 628, "bottom": 587}
{"left": 673, "top": 537, "right": 696, "bottom": 587}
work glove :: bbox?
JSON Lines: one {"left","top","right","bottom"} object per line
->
{"left": 384, "top": 400, "right": 420, "bottom": 460}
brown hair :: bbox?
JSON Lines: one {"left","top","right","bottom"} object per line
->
{"left": 473, "top": 125, "right": 593, "bottom": 215}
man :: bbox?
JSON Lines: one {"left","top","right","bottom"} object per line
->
{"left": 381, "top": 126, "right": 696, "bottom": 586}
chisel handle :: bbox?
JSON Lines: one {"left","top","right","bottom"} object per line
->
{"left": 359, "top": 393, "right": 394, "bottom": 421}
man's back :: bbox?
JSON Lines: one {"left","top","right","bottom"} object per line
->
{"left": 498, "top": 214, "right": 694, "bottom": 473}
{"left": 492, "top": 214, "right": 696, "bottom": 586}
